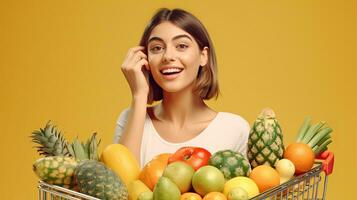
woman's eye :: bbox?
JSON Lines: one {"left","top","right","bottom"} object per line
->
{"left": 177, "top": 44, "right": 188, "bottom": 50}
{"left": 149, "top": 46, "right": 164, "bottom": 53}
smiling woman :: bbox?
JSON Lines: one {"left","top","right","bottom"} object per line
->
{"left": 114, "top": 8, "right": 250, "bottom": 168}
{"left": 147, "top": 22, "right": 209, "bottom": 95}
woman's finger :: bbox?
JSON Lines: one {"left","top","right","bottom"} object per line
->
{"left": 135, "top": 58, "right": 149, "bottom": 70}
{"left": 132, "top": 51, "right": 147, "bottom": 63}
{"left": 126, "top": 46, "right": 145, "bottom": 61}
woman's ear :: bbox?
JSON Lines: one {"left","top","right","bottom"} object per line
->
{"left": 200, "top": 47, "right": 209, "bottom": 67}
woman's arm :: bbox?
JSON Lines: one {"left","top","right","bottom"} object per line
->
{"left": 119, "top": 95, "right": 147, "bottom": 163}
{"left": 117, "top": 46, "right": 150, "bottom": 163}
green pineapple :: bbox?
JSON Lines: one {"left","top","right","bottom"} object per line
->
{"left": 74, "top": 160, "right": 128, "bottom": 200}
{"left": 33, "top": 156, "right": 78, "bottom": 188}
{"left": 209, "top": 150, "right": 251, "bottom": 180}
{"left": 247, "top": 108, "right": 285, "bottom": 168}
{"left": 31, "top": 121, "right": 101, "bottom": 190}
{"left": 31, "top": 121, "right": 69, "bottom": 156}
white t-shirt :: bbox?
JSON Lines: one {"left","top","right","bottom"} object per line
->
{"left": 114, "top": 108, "right": 250, "bottom": 168}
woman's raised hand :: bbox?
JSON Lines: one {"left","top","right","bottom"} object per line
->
{"left": 121, "top": 46, "right": 150, "bottom": 99}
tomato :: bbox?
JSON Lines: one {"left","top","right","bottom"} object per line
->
{"left": 168, "top": 147, "right": 211, "bottom": 171}
{"left": 139, "top": 153, "right": 171, "bottom": 190}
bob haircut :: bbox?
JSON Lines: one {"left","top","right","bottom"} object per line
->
{"left": 139, "top": 8, "right": 220, "bottom": 104}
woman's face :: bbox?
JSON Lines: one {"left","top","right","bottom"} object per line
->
{"left": 147, "top": 22, "right": 208, "bottom": 94}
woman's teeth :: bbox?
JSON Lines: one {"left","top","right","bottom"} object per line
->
{"left": 161, "top": 68, "right": 183, "bottom": 74}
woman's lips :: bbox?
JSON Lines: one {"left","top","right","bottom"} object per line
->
{"left": 159, "top": 66, "right": 183, "bottom": 80}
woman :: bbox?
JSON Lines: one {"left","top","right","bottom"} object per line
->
{"left": 114, "top": 8, "right": 250, "bottom": 168}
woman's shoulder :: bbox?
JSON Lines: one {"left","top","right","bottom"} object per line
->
{"left": 217, "top": 112, "right": 250, "bottom": 129}
{"left": 116, "top": 106, "right": 152, "bottom": 123}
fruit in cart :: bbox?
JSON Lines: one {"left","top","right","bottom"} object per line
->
{"left": 168, "top": 147, "right": 211, "bottom": 171}
{"left": 31, "top": 122, "right": 101, "bottom": 160}
{"left": 74, "top": 160, "right": 128, "bottom": 200}
{"left": 283, "top": 142, "right": 315, "bottom": 174}
{"left": 247, "top": 108, "right": 285, "bottom": 168}
{"left": 153, "top": 176, "right": 181, "bottom": 200}
{"left": 31, "top": 121, "right": 70, "bottom": 156}
{"left": 223, "top": 177, "right": 259, "bottom": 199}
{"left": 203, "top": 192, "right": 227, "bottom": 200}
{"left": 209, "top": 150, "right": 251, "bottom": 180}
{"left": 295, "top": 117, "right": 333, "bottom": 156}
{"left": 163, "top": 161, "right": 195, "bottom": 193}
{"left": 275, "top": 159, "right": 295, "bottom": 184}
{"left": 153, "top": 153, "right": 172, "bottom": 164}
{"left": 67, "top": 132, "right": 101, "bottom": 161}
{"left": 192, "top": 166, "right": 225, "bottom": 196}
{"left": 248, "top": 165, "right": 280, "bottom": 193}
{"left": 128, "top": 180, "right": 151, "bottom": 200}
{"left": 180, "top": 192, "right": 202, "bottom": 200}
{"left": 227, "top": 187, "right": 248, "bottom": 200}
{"left": 33, "top": 156, "right": 78, "bottom": 188}
{"left": 139, "top": 153, "right": 171, "bottom": 190}
{"left": 138, "top": 191, "right": 153, "bottom": 200}
{"left": 101, "top": 144, "right": 140, "bottom": 187}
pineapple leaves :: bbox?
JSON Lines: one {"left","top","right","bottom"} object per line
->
{"left": 31, "top": 121, "right": 100, "bottom": 161}
{"left": 30, "top": 121, "right": 70, "bottom": 157}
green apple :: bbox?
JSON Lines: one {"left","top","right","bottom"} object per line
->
{"left": 191, "top": 165, "right": 225, "bottom": 196}
{"left": 162, "top": 161, "right": 195, "bottom": 193}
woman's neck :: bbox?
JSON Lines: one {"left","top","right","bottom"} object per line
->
{"left": 156, "top": 89, "right": 209, "bottom": 127}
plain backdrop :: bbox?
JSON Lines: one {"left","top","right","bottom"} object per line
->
{"left": 0, "top": 0, "right": 355, "bottom": 199}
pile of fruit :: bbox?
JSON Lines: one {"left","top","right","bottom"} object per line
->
{"left": 31, "top": 108, "right": 333, "bottom": 200}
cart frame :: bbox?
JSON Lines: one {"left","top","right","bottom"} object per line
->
{"left": 37, "top": 151, "right": 334, "bottom": 200}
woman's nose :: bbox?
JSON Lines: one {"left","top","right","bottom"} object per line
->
{"left": 162, "top": 46, "right": 176, "bottom": 62}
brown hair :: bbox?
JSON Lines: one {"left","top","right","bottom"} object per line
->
{"left": 139, "top": 8, "right": 220, "bottom": 104}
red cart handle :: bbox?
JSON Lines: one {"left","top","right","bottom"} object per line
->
{"left": 316, "top": 150, "right": 334, "bottom": 175}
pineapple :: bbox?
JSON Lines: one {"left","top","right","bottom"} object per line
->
{"left": 31, "top": 121, "right": 101, "bottom": 190}
{"left": 31, "top": 121, "right": 69, "bottom": 156}
{"left": 247, "top": 108, "right": 285, "bottom": 168}
{"left": 209, "top": 150, "right": 251, "bottom": 180}
{"left": 74, "top": 160, "right": 128, "bottom": 200}
{"left": 33, "top": 156, "right": 78, "bottom": 189}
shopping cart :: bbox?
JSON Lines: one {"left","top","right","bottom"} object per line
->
{"left": 37, "top": 151, "right": 334, "bottom": 200}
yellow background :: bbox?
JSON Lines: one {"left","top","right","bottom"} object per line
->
{"left": 0, "top": 0, "right": 355, "bottom": 199}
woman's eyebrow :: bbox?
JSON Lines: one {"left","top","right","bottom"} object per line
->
{"left": 148, "top": 34, "right": 193, "bottom": 44}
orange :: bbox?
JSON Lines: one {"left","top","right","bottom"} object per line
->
{"left": 139, "top": 153, "right": 172, "bottom": 190}
{"left": 203, "top": 192, "right": 227, "bottom": 200}
{"left": 153, "top": 153, "right": 172, "bottom": 164}
{"left": 283, "top": 143, "right": 315, "bottom": 174}
{"left": 249, "top": 165, "right": 280, "bottom": 193}
{"left": 181, "top": 192, "right": 203, "bottom": 200}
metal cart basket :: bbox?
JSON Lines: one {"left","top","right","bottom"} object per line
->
{"left": 37, "top": 151, "right": 334, "bottom": 200}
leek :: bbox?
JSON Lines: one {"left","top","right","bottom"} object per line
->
{"left": 307, "top": 127, "right": 332, "bottom": 148}
{"left": 296, "top": 116, "right": 312, "bottom": 142}
{"left": 301, "top": 121, "right": 326, "bottom": 144}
